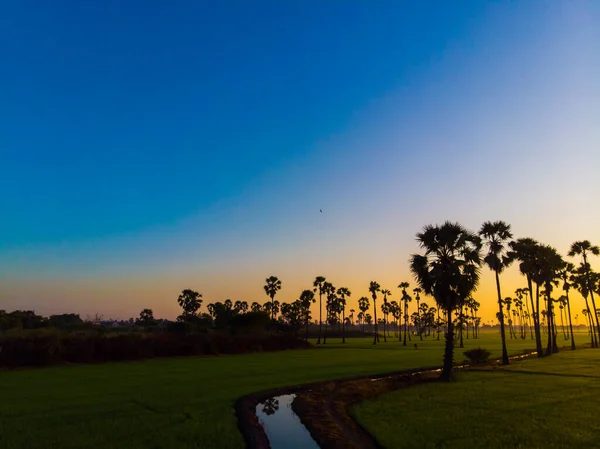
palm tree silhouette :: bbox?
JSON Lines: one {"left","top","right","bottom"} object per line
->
{"left": 480, "top": 221, "right": 512, "bottom": 365}
{"left": 322, "top": 282, "right": 335, "bottom": 344}
{"left": 398, "top": 282, "right": 411, "bottom": 346}
{"left": 358, "top": 297, "right": 370, "bottom": 333}
{"left": 380, "top": 289, "right": 391, "bottom": 342}
{"left": 263, "top": 276, "right": 282, "bottom": 321}
{"left": 299, "top": 289, "right": 316, "bottom": 341}
{"left": 313, "top": 276, "right": 326, "bottom": 344}
{"left": 559, "top": 263, "right": 576, "bottom": 349}
{"left": 570, "top": 264, "right": 598, "bottom": 347}
{"left": 568, "top": 241, "right": 600, "bottom": 344}
{"left": 369, "top": 281, "right": 381, "bottom": 345}
{"left": 410, "top": 221, "right": 482, "bottom": 381}
{"left": 535, "top": 245, "right": 564, "bottom": 355}
{"left": 413, "top": 288, "right": 424, "bottom": 340}
{"left": 337, "top": 287, "right": 351, "bottom": 344}
{"left": 509, "top": 238, "right": 544, "bottom": 355}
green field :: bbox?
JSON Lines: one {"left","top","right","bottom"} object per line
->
{"left": 352, "top": 349, "right": 600, "bottom": 449}
{"left": 0, "top": 332, "right": 589, "bottom": 448}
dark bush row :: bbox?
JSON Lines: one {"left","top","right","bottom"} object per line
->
{"left": 0, "top": 331, "right": 311, "bottom": 368}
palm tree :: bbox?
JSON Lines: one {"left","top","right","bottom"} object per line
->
{"left": 410, "top": 221, "right": 482, "bottom": 381}
{"left": 571, "top": 265, "right": 598, "bottom": 347}
{"left": 480, "top": 221, "right": 512, "bottom": 365}
{"left": 337, "top": 287, "right": 351, "bottom": 344}
{"left": 369, "top": 281, "right": 381, "bottom": 344}
{"left": 299, "top": 289, "right": 316, "bottom": 341}
{"left": 398, "top": 282, "right": 411, "bottom": 346}
{"left": 313, "top": 276, "right": 326, "bottom": 344}
{"left": 380, "top": 289, "right": 391, "bottom": 342}
{"left": 509, "top": 238, "right": 544, "bottom": 356}
{"left": 535, "top": 245, "right": 564, "bottom": 355}
{"left": 413, "top": 288, "right": 423, "bottom": 341}
{"left": 568, "top": 241, "right": 600, "bottom": 343}
{"left": 358, "top": 297, "right": 370, "bottom": 332}
{"left": 263, "top": 276, "right": 282, "bottom": 321}
{"left": 322, "top": 282, "right": 335, "bottom": 344}
{"left": 390, "top": 300, "right": 400, "bottom": 337}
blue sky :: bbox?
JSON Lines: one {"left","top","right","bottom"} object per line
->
{"left": 1, "top": 1, "right": 599, "bottom": 318}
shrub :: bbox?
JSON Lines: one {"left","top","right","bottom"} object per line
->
{"left": 0, "top": 331, "right": 311, "bottom": 369}
{"left": 463, "top": 347, "right": 491, "bottom": 365}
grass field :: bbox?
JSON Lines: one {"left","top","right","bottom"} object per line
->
{"left": 0, "top": 332, "right": 589, "bottom": 448}
{"left": 352, "top": 348, "right": 600, "bottom": 449}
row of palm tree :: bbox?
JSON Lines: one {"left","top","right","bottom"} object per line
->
{"left": 258, "top": 224, "right": 598, "bottom": 380}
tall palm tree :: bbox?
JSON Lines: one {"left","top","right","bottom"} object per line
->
{"left": 413, "top": 288, "right": 424, "bottom": 340}
{"left": 398, "top": 282, "right": 411, "bottom": 346}
{"left": 410, "top": 221, "right": 482, "bottom": 381}
{"left": 390, "top": 300, "right": 400, "bottom": 337}
{"left": 263, "top": 276, "right": 282, "bottom": 321}
{"left": 358, "top": 296, "right": 370, "bottom": 332}
{"left": 568, "top": 241, "right": 600, "bottom": 343}
{"left": 480, "top": 221, "right": 512, "bottom": 365}
{"left": 380, "top": 289, "right": 391, "bottom": 342}
{"left": 313, "top": 276, "right": 326, "bottom": 344}
{"left": 369, "top": 281, "right": 381, "bottom": 345}
{"left": 536, "top": 245, "right": 563, "bottom": 355}
{"left": 299, "top": 289, "right": 316, "bottom": 341}
{"left": 321, "top": 282, "right": 335, "bottom": 344}
{"left": 337, "top": 287, "right": 351, "bottom": 344}
{"left": 571, "top": 265, "right": 598, "bottom": 347}
{"left": 509, "top": 238, "right": 544, "bottom": 355}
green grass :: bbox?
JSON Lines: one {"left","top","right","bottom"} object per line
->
{"left": 352, "top": 348, "right": 600, "bottom": 449}
{"left": 0, "top": 332, "right": 588, "bottom": 448}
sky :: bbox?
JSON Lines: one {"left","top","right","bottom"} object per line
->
{"left": 1, "top": 1, "right": 599, "bottom": 322}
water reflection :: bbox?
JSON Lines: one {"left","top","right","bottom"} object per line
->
{"left": 255, "top": 394, "right": 320, "bottom": 449}
{"left": 261, "top": 397, "right": 279, "bottom": 416}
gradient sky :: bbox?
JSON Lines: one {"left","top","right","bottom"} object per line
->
{"left": 1, "top": 1, "right": 599, "bottom": 322}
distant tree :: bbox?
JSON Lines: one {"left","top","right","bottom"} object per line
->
{"left": 480, "top": 220, "right": 512, "bottom": 365}
{"left": 177, "top": 289, "right": 202, "bottom": 334}
{"left": 413, "top": 288, "right": 423, "bottom": 340}
{"left": 568, "top": 241, "right": 600, "bottom": 343}
{"left": 49, "top": 313, "right": 83, "bottom": 330}
{"left": 398, "top": 282, "right": 411, "bottom": 346}
{"left": 137, "top": 308, "right": 155, "bottom": 330}
{"left": 264, "top": 276, "right": 282, "bottom": 321}
{"left": 337, "top": 287, "right": 351, "bottom": 343}
{"left": 322, "top": 282, "right": 336, "bottom": 344}
{"left": 313, "top": 276, "right": 327, "bottom": 344}
{"left": 509, "top": 238, "right": 544, "bottom": 355}
{"left": 358, "top": 296, "right": 370, "bottom": 332}
{"left": 380, "top": 289, "right": 391, "bottom": 342}
{"left": 369, "top": 281, "right": 381, "bottom": 345}
{"left": 410, "top": 221, "right": 482, "bottom": 381}
{"left": 299, "top": 289, "right": 316, "bottom": 340}
{"left": 251, "top": 302, "right": 262, "bottom": 313}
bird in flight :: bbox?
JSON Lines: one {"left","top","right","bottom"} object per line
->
{"left": 320, "top": 209, "right": 323, "bottom": 213}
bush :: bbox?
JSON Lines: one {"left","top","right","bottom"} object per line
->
{"left": 463, "top": 347, "right": 491, "bottom": 365}
{"left": 0, "top": 331, "right": 311, "bottom": 369}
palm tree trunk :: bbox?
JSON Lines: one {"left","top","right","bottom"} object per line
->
{"left": 533, "top": 282, "right": 544, "bottom": 357}
{"left": 583, "top": 298, "right": 597, "bottom": 348}
{"left": 305, "top": 310, "right": 310, "bottom": 341}
{"left": 459, "top": 305, "right": 464, "bottom": 348}
{"left": 440, "top": 308, "right": 455, "bottom": 381}
{"left": 545, "top": 290, "right": 554, "bottom": 356}
{"left": 317, "top": 292, "right": 322, "bottom": 344}
{"left": 566, "top": 292, "right": 576, "bottom": 350}
{"left": 373, "top": 299, "right": 378, "bottom": 345}
{"left": 342, "top": 308, "right": 346, "bottom": 344}
{"left": 495, "top": 271, "right": 509, "bottom": 365}
{"left": 403, "top": 300, "right": 407, "bottom": 346}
